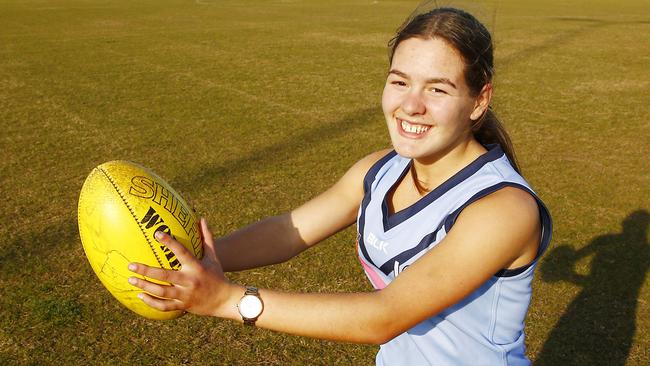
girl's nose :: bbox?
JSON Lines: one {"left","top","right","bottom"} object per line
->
{"left": 401, "top": 91, "right": 426, "bottom": 116}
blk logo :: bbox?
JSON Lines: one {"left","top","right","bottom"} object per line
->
{"left": 366, "top": 232, "right": 390, "bottom": 254}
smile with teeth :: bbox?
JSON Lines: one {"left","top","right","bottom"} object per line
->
{"left": 400, "top": 119, "right": 431, "bottom": 135}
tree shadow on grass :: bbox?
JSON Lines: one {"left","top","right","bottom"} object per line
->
{"left": 499, "top": 16, "right": 650, "bottom": 69}
{"left": 536, "top": 210, "right": 649, "bottom": 365}
{"left": 170, "top": 106, "right": 382, "bottom": 195}
{"left": 0, "top": 106, "right": 384, "bottom": 272}
{"left": 0, "top": 105, "right": 384, "bottom": 351}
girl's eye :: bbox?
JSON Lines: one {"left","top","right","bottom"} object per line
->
{"left": 390, "top": 80, "right": 407, "bottom": 87}
{"left": 429, "top": 87, "right": 446, "bottom": 94}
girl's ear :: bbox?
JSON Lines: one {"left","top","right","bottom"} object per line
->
{"left": 470, "top": 83, "right": 493, "bottom": 121}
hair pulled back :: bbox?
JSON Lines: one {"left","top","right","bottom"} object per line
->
{"left": 388, "top": 7, "right": 520, "bottom": 172}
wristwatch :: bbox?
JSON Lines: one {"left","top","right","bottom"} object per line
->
{"left": 237, "top": 286, "right": 264, "bottom": 326}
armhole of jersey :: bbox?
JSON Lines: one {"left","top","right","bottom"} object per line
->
{"left": 362, "top": 150, "right": 397, "bottom": 194}
{"left": 443, "top": 182, "right": 553, "bottom": 277}
{"left": 358, "top": 150, "right": 397, "bottom": 273}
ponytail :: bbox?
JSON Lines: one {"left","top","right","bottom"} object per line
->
{"left": 472, "top": 108, "right": 520, "bottom": 173}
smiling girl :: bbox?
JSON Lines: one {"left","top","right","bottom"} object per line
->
{"left": 128, "top": 7, "right": 552, "bottom": 365}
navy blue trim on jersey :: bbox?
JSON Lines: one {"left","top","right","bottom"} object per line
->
{"left": 496, "top": 196, "right": 553, "bottom": 277}
{"left": 443, "top": 181, "right": 553, "bottom": 277}
{"left": 380, "top": 160, "right": 413, "bottom": 232}
{"left": 382, "top": 144, "right": 505, "bottom": 232}
{"left": 378, "top": 222, "right": 446, "bottom": 276}
{"left": 358, "top": 150, "right": 398, "bottom": 268}
{"left": 362, "top": 150, "right": 397, "bottom": 194}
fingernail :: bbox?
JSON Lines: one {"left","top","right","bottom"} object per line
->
{"left": 128, "top": 263, "right": 136, "bottom": 271}
{"left": 137, "top": 293, "right": 144, "bottom": 300}
{"left": 154, "top": 231, "right": 164, "bottom": 240}
{"left": 128, "top": 277, "right": 136, "bottom": 285}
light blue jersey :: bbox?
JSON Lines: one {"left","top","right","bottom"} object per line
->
{"left": 356, "top": 145, "right": 552, "bottom": 366}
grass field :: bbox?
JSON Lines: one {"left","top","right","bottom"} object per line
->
{"left": 1, "top": 0, "right": 648, "bottom": 364}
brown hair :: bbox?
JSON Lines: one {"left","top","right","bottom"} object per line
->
{"left": 388, "top": 7, "right": 520, "bottom": 172}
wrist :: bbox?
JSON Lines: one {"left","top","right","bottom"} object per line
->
{"left": 212, "top": 282, "right": 244, "bottom": 320}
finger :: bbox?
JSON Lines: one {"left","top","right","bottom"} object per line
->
{"left": 200, "top": 217, "right": 219, "bottom": 261}
{"left": 137, "top": 292, "right": 186, "bottom": 312}
{"left": 128, "top": 276, "right": 180, "bottom": 300}
{"left": 154, "top": 231, "right": 196, "bottom": 265}
{"left": 128, "top": 262, "right": 184, "bottom": 284}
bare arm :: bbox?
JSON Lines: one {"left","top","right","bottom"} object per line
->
{"left": 129, "top": 186, "right": 541, "bottom": 344}
{"left": 213, "top": 150, "right": 390, "bottom": 272}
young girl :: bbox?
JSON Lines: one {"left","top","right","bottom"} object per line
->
{"left": 128, "top": 7, "right": 552, "bottom": 365}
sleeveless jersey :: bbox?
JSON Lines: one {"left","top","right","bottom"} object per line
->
{"left": 356, "top": 145, "right": 552, "bottom": 366}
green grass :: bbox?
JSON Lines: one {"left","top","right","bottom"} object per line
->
{"left": 1, "top": 0, "right": 648, "bottom": 364}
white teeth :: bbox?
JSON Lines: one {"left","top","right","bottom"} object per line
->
{"left": 401, "top": 119, "right": 429, "bottom": 135}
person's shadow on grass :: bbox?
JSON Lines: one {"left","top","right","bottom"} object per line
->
{"left": 535, "top": 209, "right": 649, "bottom": 365}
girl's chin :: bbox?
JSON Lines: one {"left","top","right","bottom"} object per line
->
{"left": 391, "top": 137, "right": 450, "bottom": 161}
{"left": 392, "top": 144, "right": 428, "bottom": 159}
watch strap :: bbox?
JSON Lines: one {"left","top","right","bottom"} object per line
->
{"left": 245, "top": 286, "right": 258, "bottom": 296}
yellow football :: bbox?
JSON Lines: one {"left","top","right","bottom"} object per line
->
{"left": 77, "top": 161, "right": 203, "bottom": 320}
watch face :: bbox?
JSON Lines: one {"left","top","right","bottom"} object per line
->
{"left": 239, "top": 294, "right": 263, "bottom": 319}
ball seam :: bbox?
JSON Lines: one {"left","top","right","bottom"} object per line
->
{"left": 98, "top": 166, "right": 165, "bottom": 269}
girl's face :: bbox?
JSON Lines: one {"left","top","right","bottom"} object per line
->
{"left": 382, "top": 37, "right": 488, "bottom": 162}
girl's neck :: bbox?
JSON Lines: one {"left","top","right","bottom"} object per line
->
{"left": 410, "top": 139, "right": 486, "bottom": 194}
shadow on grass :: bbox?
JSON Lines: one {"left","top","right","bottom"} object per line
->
{"left": 0, "top": 106, "right": 383, "bottom": 275}
{"left": 500, "top": 16, "right": 648, "bottom": 68}
{"left": 170, "top": 106, "right": 382, "bottom": 194}
{"left": 499, "top": 18, "right": 607, "bottom": 68}
{"left": 536, "top": 209, "right": 649, "bottom": 366}
{"left": 0, "top": 219, "right": 86, "bottom": 336}
{"left": 0, "top": 105, "right": 383, "bottom": 361}
{"left": 0, "top": 218, "right": 80, "bottom": 275}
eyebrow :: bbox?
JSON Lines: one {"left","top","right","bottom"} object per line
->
{"left": 388, "top": 69, "right": 457, "bottom": 89}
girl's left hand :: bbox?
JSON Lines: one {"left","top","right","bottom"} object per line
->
{"left": 127, "top": 218, "right": 237, "bottom": 317}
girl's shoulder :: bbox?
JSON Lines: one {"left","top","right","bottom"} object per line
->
{"left": 347, "top": 148, "right": 395, "bottom": 181}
